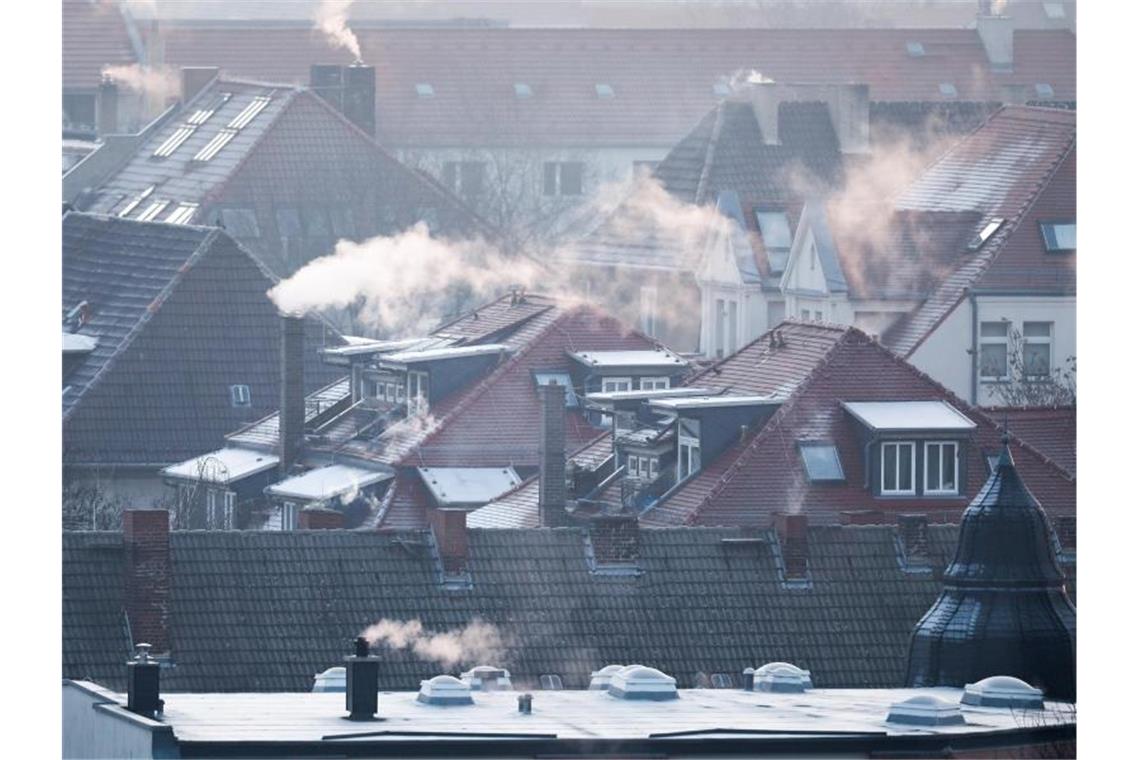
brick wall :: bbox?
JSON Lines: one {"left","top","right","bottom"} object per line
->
{"left": 429, "top": 509, "right": 468, "bottom": 574}
{"left": 122, "top": 510, "right": 170, "bottom": 654}
{"left": 589, "top": 515, "right": 640, "bottom": 565}
{"left": 774, "top": 513, "right": 808, "bottom": 580}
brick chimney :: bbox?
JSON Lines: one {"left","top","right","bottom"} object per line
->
{"left": 897, "top": 514, "right": 931, "bottom": 566}
{"left": 773, "top": 512, "right": 809, "bottom": 580}
{"left": 279, "top": 315, "right": 306, "bottom": 475}
{"left": 298, "top": 507, "right": 344, "bottom": 530}
{"left": 538, "top": 381, "right": 568, "bottom": 527}
{"left": 839, "top": 509, "right": 886, "bottom": 525}
{"left": 429, "top": 509, "right": 468, "bottom": 574}
{"left": 588, "top": 514, "right": 640, "bottom": 565}
{"left": 123, "top": 510, "right": 171, "bottom": 655}
{"left": 97, "top": 77, "right": 119, "bottom": 135}
{"left": 310, "top": 64, "right": 377, "bottom": 137}
{"left": 747, "top": 82, "right": 869, "bottom": 154}
{"left": 976, "top": 13, "right": 1014, "bottom": 69}
{"left": 181, "top": 66, "right": 219, "bottom": 103}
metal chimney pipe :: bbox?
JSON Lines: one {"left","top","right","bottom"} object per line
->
{"left": 345, "top": 637, "right": 380, "bottom": 720}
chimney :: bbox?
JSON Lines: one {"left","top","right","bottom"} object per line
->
{"left": 310, "top": 64, "right": 376, "bottom": 137}
{"left": 298, "top": 507, "right": 344, "bottom": 530}
{"left": 126, "top": 643, "right": 163, "bottom": 719}
{"left": 897, "top": 514, "right": 931, "bottom": 566}
{"left": 746, "top": 81, "right": 869, "bottom": 153}
{"left": 588, "top": 514, "right": 640, "bottom": 565}
{"left": 773, "top": 512, "right": 808, "bottom": 580}
{"left": 429, "top": 509, "right": 468, "bottom": 574}
{"left": 977, "top": 13, "right": 1015, "bottom": 69}
{"left": 123, "top": 510, "right": 170, "bottom": 655}
{"left": 345, "top": 637, "right": 380, "bottom": 720}
{"left": 279, "top": 315, "right": 306, "bottom": 475}
{"left": 538, "top": 381, "right": 568, "bottom": 527}
{"left": 181, "top": 66, "right": 219, "bottom": 103}
{"left": 840, "top": 509, "right": 886, "bottom": 525}
{"left": 97, "top": 77, "right": 119, "bottom": 135}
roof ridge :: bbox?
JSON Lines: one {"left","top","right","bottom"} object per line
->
{"left": 686, "top": 319, "right": 851, "bottom": 386}
{"left": 429, "top": 292, "right": 554, "bottom": 337}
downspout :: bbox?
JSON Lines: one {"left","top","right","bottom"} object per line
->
{"left": 969, "top": 290, "right": 978, "bottom": 405}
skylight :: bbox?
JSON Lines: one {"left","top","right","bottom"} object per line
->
{"left": 1040, "top": 221, "right": 1076, "bottom": 252}
{"left": 187, "top": 92, "right": 232, "bottom": 126}
{"left": 152, "top": 125, "right": 195, "bottom": 158}
{"left": 415, "top": 83, "right": 435, "bottom": 97}
{"left": 513, "top": 82, "right": 532, "bottom": 98}
{"left": 799, "top": 443, "right": 845, "bottom": 482}
{"left": 165, "top": 202, "right": 199, "bottom": 225}
{"left": 755, "top": 210, "right": 792, "bottom": 249}
{"left": 136, "top": 199, "right": 170, "bottom": 222}
{"left": 227, "top": 95, "right": 270, "bottom": 130}
{"left": 1035, "top": 83, "right": 1055, "bottom": 98}
{"left": 968, "top": 218, "right": 1004, "bottom": 250}
{"left": 193, "top": 129, "right": 237, "bottom": 162}
{"left": 939, "top": 82, "right": 958, "bottom": 98}
{"left": 906, "top": 41, "right": 925, "bottom": 57}
{"left": 595, "top": 83, "right": 615, "bottom": 99}
{"left": 117, "top": 185, "right": 154, "bottom": 217}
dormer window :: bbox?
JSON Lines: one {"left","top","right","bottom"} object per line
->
{"left": 639, "top": 376, "right": 670, "bottom": 391}
{"left": 602, "top": 377, "right": 632, "bottom": 393}
{"left": 230, "top": 384, "right": 251, "bottom": 408}
{"left": 678, "top": 418, "right": 701, "bottom": 481}
{"left": 880, "top": 441, "right": 916, "bottom": 495}
{"left": 924, "top": 441, "right": 959, "bottom": 494}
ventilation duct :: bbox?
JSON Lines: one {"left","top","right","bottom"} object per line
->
{"left": 607, "top": 665, "right": 678, "bottom": 701}
{"left": 752, "top": 662, "right": 813, "bottom": 693}
{"left": 886, "top": 695, "right": 965, "bottom": 726}
{"left": 417, "top": 675, "right": 474, "bottom": 706}
{"left": 961, "top": 676, "right": 1045, "bottom": 709}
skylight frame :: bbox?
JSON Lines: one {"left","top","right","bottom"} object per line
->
{"left": 906, "top": 41, "right": 926, "bottom": 57}
{"left": 415, "top": 83, "right": 435, "bottom": 98}
{"left": 136, "top": 199, "right": 171, "bottom": 222}
{"left": 968, "top": 218, "right": 1004, "bottom": 250}
{"left": 187, "top": 92, "right": 233, "bottom": 126}
{"left": 192, "top": 128, "right": 237, "bottom": 162}
{"left": 1035, "top": 83, "right": 1055, "bottom": 99}
{"left": 117, "top": 185, "right": 154, "bottom": 218}
{"left": 798, "top": 442, "right": 846, "bottom": 483}
{"left": 754, "top": 209, "right": 793, "bottom": 251}
{"left": 1039, "top": 220, "right": 1076, "bottom": 252}
{"left": 226, "top": 95, "right": 271, "bottom": 130}
{"left": 152, "top": 125, "right": 196, "bottom": 158}
{"left": 594, "top": 83, "right": 615, "bottom": 99}
{"left": 513, "top": 82, "right": 533, "bottom": 99}
{"left": 938, "top": 82, "right": 958, "bottom": 98}
{"left": 165, "top": 202, "right": 199, "bottom": 225}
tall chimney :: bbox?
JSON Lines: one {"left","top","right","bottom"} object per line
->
{"left": 97, "top": 77, "right": 119, "bottom": 135}
{"left": 180, "top": 66, "right": 219, "bottom": 104}
{"left": 123, "top": 510, "right": 170, "bottom": 655}
{"left": 773, "top": 512, "right": 808, "bottom": 581}
{"left": 977, "top": 13, "right": 1015, "bottom": 69}
{"left": 279, "top": 315, "right": 305, "bottom": 474}
{"left": 538, "top": 381, "right": 568, "bottom": 527}
{"left": 343, "top": 63, "right": 377, "bottom": 137}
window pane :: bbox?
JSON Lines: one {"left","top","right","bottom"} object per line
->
{"left": 1024, "top": 343, "right": 1051, "bottom": 376}
{"left": 979, "top": 344, "right": 1008, "bottom": 378}
{"left": 941, "top": 445, "right": 956, "bottom": 491}
{"left": 560, "top": 162, "right": 583, "bottom": 195}
{"left": 690, "top": 445, "right": 701, "bottom": 472}
{"left": 800, "top": 444, "right": 844, "bottom": 481}
{"left": 1023, "top": 321, "right": 1052, "bottom": 338}
{"left": 980, "top": 321, "right": 1008, "bottom": 338}
{"left": 883, "top": 444, "right": 897, "bottom": 491}
{"left": 925, "top": 443, "right": 941, "bottom": 491}
{"left": 899, "top": 444, "right": 913, "bottom": 490}
{"left": 628, "top": 455, "right": 637, "bottom": 475}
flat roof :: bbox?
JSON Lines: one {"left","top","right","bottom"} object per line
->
{"left": 265, "top": 463, "right": 394, "bottom": 502}
{"left": 161, "top": 448, "right": 280, "bottom": 485}
{"left": 382, "top": 343, "right": 511, "bottom": 366}
{"left": 585, "top": 387, "right": 713, "bottom": 405}
{"left": 649, "top": 395, "right": 784, "bottom": 411}
{"left": 86, "top": 685, "right": 1075, "bottom": 746}
{"left": 62, "top": 332, "right": 98, "bottom": 353}
{"left": 841, "top": 401, "right": 977, "bottom": 432}
{"left": 568, "top": 349, "right": 688, "bottom": 370}
{"left": 320, "top": 336, "right": 449, "bottom": 359}
{"left": 417, "top": 466, "right": 523, "bottom": 508}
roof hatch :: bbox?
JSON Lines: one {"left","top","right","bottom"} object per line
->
{"left": 417, "top": 675, "right": 474, "bottom": 705}
{"left": 607, "top": 665, "right": 678, "bottom": 701}
{"left": 752, "top": 662, "right": 813, "bottom": 693}
{"left": 961, "top": 676, "right": 1044, "bottom": 709}
{"left": 886, "top": 695, "right": 965, "bottom": 726}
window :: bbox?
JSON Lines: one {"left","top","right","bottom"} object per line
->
{"left": 799, "top": 443, "right": 845, "bottom": 482}
{"left": 939, "top": 82, "right": 958, "bottom": 98}
{"left": 800, "top": 309, "right": 811, "bottom": 320}
{"left": 540, "top": 674, "right": 563, "bottom": 690}
{"left": 220, "top": 207, "right": 261, "bottom": 238}
{"left": 63, "top": 92, "right": 96, "bottom": 131}
{"left": 442, "top": 161, "right": 485, "bottom": 199}
{"left": 230, "top": 384, "right": 251, "bottom": 408}
{"left": 640, "top": 457, "right": 650, "bottom": 478}
{"left": 985, "top": 451, "right": 1001, "bottom": 474}
{"left": 649, "top": 458, "right": 659, "bottom": 479}
{"left": 136, "top": 199, "right": 170, "bottom": 222}
{"left": 514, "top": 83, "right": 533, "bottom": 99}
{"left": 543, "top": 162, "right": 584, "bottom": 196}
{"left": 281, "top": 501, "right": 298, "bottom": 531}
{"left": 640, "top": 285, "right": 657, "bottom": 336}
{"left": 117, "top": 186, "right": 154, "bottom": 218}
{"left": 678, "top": 418, "right": 701, "bottom": 481}
{"left": 968, "top": 218, "right": 1004, "bottom": 250}
{"left": 534, "top": 371, "right": 577, "bottom": 407}
{"left": 814, "top": 310, "right": 823, "bottom": 322}
{"left": 408, "top": 371, "right": 430, "bottom": 414}
{"left": 710, "top": 673, "right": 735, "bottom": 689}
{"left": 639, "top": 376, "right": 670, "bottom": 391}
{"left": 906, "top": 41, "right": 926, "bottom": 57}
{"left": 715, "top": 298, "right": 727, "bottom": 359}
{"left": 227, "top": 95, "right": 270, "bottom": 130}
{"left": 192, "top": 128, "right": 237, "bottom": 162}
{"left": 729, "top": 301, "right": 739, "bottom": 355}
{"left": 1023, "top": 321, "right": 1053, "bottom": 379}
{"left": 924, "top": 442, "right": 959, "bottom": 494}
{"left": 756, "top": 209, "right": 792, "bottom": 273}
{"left": 594, "top": 83, "right": 615, "bottom": 99}
{"left": 627, "top": 455, "right": 639, "bottom": 477}
{"left": 1043, "top": 2, "right": 1065, "bottom": 19}
{"left": 415, "top": 83, "right": 435, "bottom": 97}
{"left": 979, "top": 321, "right": 1009, "bottom": 380}
{"left": 206, "top": 490, "right": 235, "bottom": 530}
{"left": 601, "top": 377, "right": 632, "bottom": 393}
{"left": 1035, "top": 83, "right": 1055, "bottom": 99}
{"left": 223, "top": 491, "right": 235, "bottom": 530}
{"left": 153, "top": 125, "right": 196, "bottom": 158}
{"left": 1039, "top": 221, "right": 1076, "bottom": 252}
{"left": 881, "top": 442, "right": 915, "bottom": 495}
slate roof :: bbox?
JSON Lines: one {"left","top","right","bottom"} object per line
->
{"left": 62, "top": 0, "right": 138, "bottom": 89}
{"left": 142, "top": 26, "right": 1075, "bottom": 146}
{"left": 60, "top": 523, "right": 1075, "bottom": 694}
{"left": 882, "top": 106, "right": 1076, "bottom": 355}
{"left": 988, "top": 406, "right": 1076, "bottom": 477}
{"left": 62, "top": 212, "right": 342, "bottom": 466}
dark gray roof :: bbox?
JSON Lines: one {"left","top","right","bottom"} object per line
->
{"left": 62, "top": 212, "right": 342, "bottom": 466}
{"left": 798, "top": 198, "right": 848, "bottom": 293}
{"left": 61, "top": 524, "right": 1076, "bottom": 694}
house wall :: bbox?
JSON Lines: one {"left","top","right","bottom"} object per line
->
{"left": 579, "top": 266, "right": 702, "bottom": 353}
{"left": 975, "top": 294, "right": 1076, "bottom": 406}
{"left": 909, "top": 299, "right": 974, "bottom": 401}
{"left": 62, "top": 681, "right": 176, "bottom": 759}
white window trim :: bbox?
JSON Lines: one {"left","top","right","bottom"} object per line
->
{"left": 924, "top": 441, "right": 959, "bottom": 496}
{"left": 678, "top": 434, "right": 701, "bottom": 482}
{"left": 880, "top": 441, "right": 916, "bottom": 496}
{"left": 408, "top": 370, "right": 430, "bottom": 414}
{"left": 282, "top": 501, "right": 298, "bottom": 531}
{"left": 639, "top": 376, "right": 671, "bottom": 391}
{"left": 627, "top": 454, "right": 638, "bottom": 477}
{"left": 602, "top": 377, "right": 632, "bottom": 393}
{"left": 1022, "top": 322, "right": 1054, "bottom": 380}
{"left": 979, "top": 321, "right": 1011, "bottom": 382}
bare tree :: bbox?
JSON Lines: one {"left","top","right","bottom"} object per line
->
{"left": 62, "top": 479, "right": 129, "bottom": 531}
{"left": 988, "top": 325, "right": 1076, "bottom": 407}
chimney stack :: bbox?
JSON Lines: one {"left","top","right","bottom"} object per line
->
{"left": 181, "top": 66, "right": 219, "bottom": 103}
{"left": 345, "top": 637, "right": 380, "bottom": 720}
{"left": 746, "top": 82, "right": 869, "bottom": 154}
{"left": 126, "top": 643, "right": 163, "bottom": 719}
{"left": 298, "top": 507, "right": 344, "bottom": 530}
{"left": 123, "top": 510, "right": 171, "bottom": 655}
{"left": 310, "top": 63, "right": 377, "bottom": 137}
{"left": 279, "top": 315, "right": 306, "bottom": 475}
{"left": 976, "top": 13, "right": 1015, "bottom": 69}
{"left": 538, "top": 381, "right": 568, "bottom": 527}
{"left": 429, "top": 509, "right": 468, "bottom": 574}
{"left": 897, "top": 514, "right": 931, "bottom": 566}
{"left": 97, "top": 77, "right": 119, "bottom": 135}
{"left": 773, "top": 512, "right": 809, "bottom": 580}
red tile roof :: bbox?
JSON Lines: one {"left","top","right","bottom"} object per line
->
{"left": 643, "top": 323, "right": 1075, "bottom": 528}
{"left": 63, "top": 0, "right": 138, "bottom": 89}
{"left": 144, "top": 26, "right": 1075, "bottom": 146}
{"left": 986, "top": 406, "right": 1076, "bottom": 476}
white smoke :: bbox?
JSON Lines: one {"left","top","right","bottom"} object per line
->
{"left": 361, "top": 618, "right": 506, "bottom": 668}
{"left": 314, "top": 0, "right": 362, "bottom": 60}
{"left": 101, "top": 64, "right": 180, "bottom": 102}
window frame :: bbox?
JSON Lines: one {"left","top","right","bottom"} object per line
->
{"left": 880, "top": 441, "right": 916, "bottom": 496}
{"left": 1022, "top": 321, "right": 1054, "bottom": 380}
{"left": 979, "top": 321, "right": 1011, "bottom": 382}
{"left": 798, "top": 442, "right": 845, "bottom": 483}
{"left": 639, "top": 376, "right": 671, "bottom": 391}
{"left": 1038, "top": 220, "right": 1076, "bottom": 253}
{"left": 282, "top": 501, "right": 298, "bottom": 531}
{"left": 542, "top": 161, "right": 585, "bottom": 196}
{"left": 601, "top": 377, "right": 632, "bottom": 394}
{"left": 923, "top": 441, "right": 959, "bottom": 496}
{"left": 230, "top": 383, "right": 252, "bottom": 408}
{"left": 678, "top": 433, "right": 701, "bottom": 482}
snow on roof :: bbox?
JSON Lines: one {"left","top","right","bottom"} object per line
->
{"left": 841, "top": 401, "right": 977, "bottom": 432}
{"left": 649, "top": 394, "right": 784, "bottom": 411}
{"left": 161, "top": 448, "right": 280, "bottom": 485}
{"left": 569, "top": 349, "right": 688, "bottom": 370}
{"left": 321, "top": 336, "right": 451, "bottom": 359}
{"left": 265, "top": 463, "right": 394, "bottom": 502}
{"left": 585, "top": 387, "right": 714, "bottom": 405}
{"left": 62, "top": 332, "right": 98, "bottom": 353}
{"left": 381, "top": 343, "right": 511, "bottom": 366}
{"left": 417, "top": 467, "right": 523, "bottom": 508}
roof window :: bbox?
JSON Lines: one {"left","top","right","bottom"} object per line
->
{"left": 230, "top": 384, "right": 251, "bottom": 408}
{"left": 513, "top": 82, "right": 532, "bottom": 98}
{"left": 227, "top": 95, "right": 270, "bottom": 130}
{"left": 906, "top": 41, "right": 926, "bottom": 57}
{"left": 539, "top": 674, "right": 563, "bottom": 690}
{"left": 589, "top": 664, "right": 624, "bottom": 691}
{"left": 1040, "top": 220, "right": 1075, "bottom": 252}
{"left": 461, "top": 666, "right": 512, "bottom": 691}
{"left": 755, "top": 208, "right": 793, "bottom": 273}
{"left": 1035, "top": 82, "right": 1055, "bottom": 98}
{"left": 152, "top": 125, "right": 195, "bottom": 158}
{"left": 961, "top": 675, "right": 1045, "bottom": 709}
{"left": 117, "top": 185, "right": 154, "bottom": 217}
{"left": 415, "top": 83, "right": 435, "bottom": 97}
{"left": 595, "top": 83, "right": 615, "bottom": 99}
{"left": 311, "top": 666, "right": 345, "bottom": 693}
{"left": 713, "top": 80, "right": 732, "bottom": 97}
{"left": 187, "top": 92, "right": 232, "bottom": 126}
{"left": 136, "top": 199, "right": 170, "bottom": 222}
{"left": 939, "top": 82, "right": 958, "bottom": 98}
{"left": 1043, "top": 2, "right": 1065, "bottom": 20}
{"left": 165, "top": 202, "right": 199, "bottom": 225}
{"left": 798, "top": 443, "right": 845, "bottom": 482}
{"left": 193, "top": 128, "right": 237, "bottom": 162}
{"left": 968, "top": 218, "right": 1004, "bottom": 250}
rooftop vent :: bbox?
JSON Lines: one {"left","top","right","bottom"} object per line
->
{"left": 415, "top": 83, "right": 435, "bottom": 98}
{"left": 886, "top": 695, "right": 965, "bottom": 726}
{"left": 1035, "top": 83, "right": 1055, "bottom": 98}
{"left": 126, "top": 643, "right": 163, "bottom": 719}
{"left": 961, "top": 676, "right": 1045, "bottom": 709}
{"left": 607, "top": 665, "right": 678, "bottom": 701}
{"left": 752, "top": 662, "right": 813, "bottom": 693}
{"left": 595, "top": 83, "right": 615, "bottom": 99}
{"left": 417, "top": 675, "right": 474, "bottom": 706}
{"left": 906, "top": 41, "right": 926, "bottom": 57}
{"left": 312, "top": 666, "right": 346, "bottom": 693}
{"left": 514, "top": 82, "right": 532, "bottom": 98}
{"left": 939, "top": 82, "right": 959, "bottom": 98}
{"left": 461, "top": 665, "right": 512, "bottom": 691}
{"left": 589, "top": 664, "right": 624, "bottom": 690}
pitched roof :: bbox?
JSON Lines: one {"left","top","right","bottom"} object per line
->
{"left": 62, "top": 523, "right": 1073, "bottom": 693}
{"left": 62, "top": 212, "right": 342, "bottom": 466}
{"left": 147, "top": 26, "right": 1075, "bottom": 146}
{"left": 62, "top": 0, "right": 138, "bottom": 89}
{"left": 643, "top": 323, "right": 1076, "bottom": 528}
{"left": 881, "top": 106, "right": 1076, "bottom": 355}
{"left": 987, "top": 406, "right": 1076, "bottom": 476}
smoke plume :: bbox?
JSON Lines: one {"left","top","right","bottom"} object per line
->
{"left": 314, "top": 0, "right": 362, "bottom": 60}
{"left": 361, "top": 618, "right": 506, "bottom": 668}
{"left": 101, "top": 64, "right": 179, "bottom": 102}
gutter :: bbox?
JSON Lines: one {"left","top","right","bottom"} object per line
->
{"left": 969, "top": 290, "right": 978, "bottom": 405}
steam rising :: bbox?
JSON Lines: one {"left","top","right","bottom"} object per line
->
{"left": 101, "top": 64, "right": 179, "bottom": 102}
{"left": 314, "top": 0, "right": 362, "bottom": 60}
{"left": 361, "top": 618, "right": 506, "bottom": 668}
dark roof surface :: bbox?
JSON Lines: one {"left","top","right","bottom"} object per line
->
{"left": 61, "top": 524, "right": 1075, "bottom": 694}
{"left": 989, "top": 406, "right": 1076, "bottom": 476}
{"left": 62, "top": 0, "right": 138, "bottom": 89}
{"left": 62, "top": 212, "right": 341, "bottom": 466}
